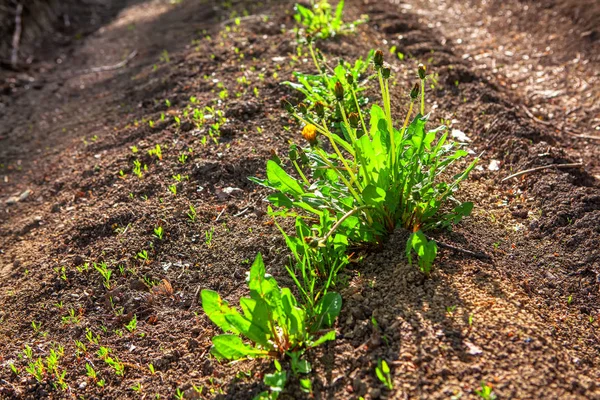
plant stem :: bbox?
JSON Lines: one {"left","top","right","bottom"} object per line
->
{"left": 318, "top": 205, "right": 370, "bottom": 245}
{"left": 308, "top": 42, "right": 326, "bottom": 80}
{"left": 401, "top": 101, "right": 414, "bottom": 133}
{"left": 292, "top": 160, "right": 310, "bottom": 186}
{"left": 316, "top": 148, "right": 363, "bottom": 205}
{"left": 295, "top": 113, "right": 355, "bottom": 156}
{"left": 350, "top": 87, "right": 369, "bottom": 138}
{"left": 338, "top": 102, "right": 356, "bottom": 142}
{"left": 378, "top": 70, "right": 395, "bottom": 167}
{"left": 319, "top": 116, "right": 360, "bottom": 188}
{"left": 420, "top": 78, "right": 425, "bottom": 115}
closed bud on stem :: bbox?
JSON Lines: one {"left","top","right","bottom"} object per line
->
{"left": 289, "top": 148, "right": 298, "bottom": 162}
{"left": 298, "top": 102, "right": 308, "bottom": 115}
{"left": 382, "top": 67, "right": 391, "bottom": 79}
{"left": 315, "top": 101, "right": 325, "bottom": 118}
{"left": 418, "top": 63, "right": 427, "bottom": 80}
{"left": 348, "top": 112, "right": 359, "bottom": 128}
{"left": 374, "top": 50, "right": 384, "bottom": 69}
{"left": 410, "top": 82, "right": 420, "bottom": 100}
{"left": 281, "top": 98, "right": 294, "bottom": 114}
{"left": 305, "top": 34, "right": 313, "bottom": 44}
{"left": 304, "top": 236, "right": 320, "bottom": 248}
{"left": 346, "top": 73, "right": 354, "bottom": 85}
{"left": 334, "top": 81, "right": 344, "bottom": 101}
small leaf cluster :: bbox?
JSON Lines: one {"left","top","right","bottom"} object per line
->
{"left": 293, "top": 0, "right": 367, "bottom": 41}
{"left": 282, "top": 45, "right": 374, "bottom": 127}
{"left": 201, "top": 253, "right": 339, "bottom": 361}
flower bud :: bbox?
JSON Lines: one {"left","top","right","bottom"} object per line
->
{"left": 346, "top": 73, "right": 354, "bottom": 85}
{"left": 289, "top": 147, "right": 298, "bottom": 162}
{"left": 382, "top": 67, "right": 391, "bottom": 79}
{"left": 334, "top": 81, "right": 344, "bottom": 101}
{"left": 302, "top": 124, "right": 318, "bottom": 144}
{"left": 304, "top": 236, "right": 320, "bottom": 248}
{"left": 298, "top": 102, "right": 308, "bottom": 115}
{"left": 374, "top": 49, "right": 384, "bottom": 69}
{"left": 418, "top": 63, "right": 427, "bottom": 80}
{"left": 410, "top": 82, "right": 419, "bottom": 100}
{"left": 281, "top": 98, "right": 294, "bottom": 114}
{"left": 305, "top": 34, "right": 313, "bottom": 44}
{"left": 315, "top": 101, "right": 325, "bottom": 118}
{"left": 348, "top": 112, "right": 359, "bottom": 128}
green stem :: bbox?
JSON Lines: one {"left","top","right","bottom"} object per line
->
{"left": 420, "top": 79, "right": 425, "bottom": 115}
{"left": 338, "top": 103, "right": 356, "bottom": 142}
{"left": 293, "top": 160, "right": 310, "bottom": 186}
{"left": 320, "top": 115, "right": 359, "bottom": 188}
{"left": 378, "top": 70, "right": 395, "bottom": 168}
{"left": 350, "top": 87, "right": 369, "bottom": 139}
{"left": 316, "top": 148, "right": 363, "bottom": 205}
{"left": 294, "top": 113, "right": 355, "bottom": 156}
{"left": 308, "top": 42, "right": 326, "bottom": 80}
{"left": 339, "top": 104, "right": 371, "bottom": 187}
{"left": 401, "top": 101, "right": 414, "bottom": 133}
{"left": 318, "top": 205, "right": 370, "bottom": 245}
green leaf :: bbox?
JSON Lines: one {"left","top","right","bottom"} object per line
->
{"left": 293, "top": 358, "right": 311, "bottom": 374}
{"left": 248, "top": 253, "right": 266, "bottom": 290}
{"left": 375, "top": 366, "right": 386, "bottom": 382}
{"left": 211, "top": 334, "right": 268, "bottom": 360}
{"left": 299, "top": 377, "right": 312, "bottom": 394}
{"left": 281, "top": 288, "right": 306, "bottom": 337}
{"left": 239, "top": 298, "right": 272, "bottom": 342}
{"left": 266, "top": 160, "right": 304, "bottom": 196}
{"left": 381, "top": 360, "right": 390, "bottom": 374}
{"left": 310, "top": 330, "right": 336, "bottom": 347}
{"left": 264, "top": 369, "right": 287, "bottom": 392}
{"left": 225, "top": 312, "right": 270, "bottom": 348}
{"left": 248, "top": 253, "right": 279, "bottom": 298}
{"left": 267, "top": 192, "right": 294, "bottom": 209}
{"left": 369, "top": 105, "right": 388, "bottom": 151}
{"left": 314, "top": 292, "right": 342, "bottom": 329}
{"left": 455, "top": 201, "right": 473, "bottom": 218}
{"left": 406, "top": 231, "right": 438, "bottom": 274}
{"left": 362, "top": 185, "right": 386, "bottom": 207}
{"left": 201, "top": 290, "right": 240, "bottom": 334}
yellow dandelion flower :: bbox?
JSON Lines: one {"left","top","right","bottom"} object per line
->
{"left": 302, "top": 124, "right": 318, "bottom": 143}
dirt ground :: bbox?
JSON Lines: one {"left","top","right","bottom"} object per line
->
{"left": 0, "top": 0, "right": 599, "bottom": 399}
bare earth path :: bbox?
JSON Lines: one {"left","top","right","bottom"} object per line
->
{"left": 0, "top": 0, "right": 599, "bottom": 399}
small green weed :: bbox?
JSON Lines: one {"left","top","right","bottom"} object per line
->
{"left": 375, "top": 359, "right": 393, "bottom": 390}
{"left": 201, "top": 253, "right": 339, "bottom": 361}
{"left": 294, "top": 0, "right": 366, "bottom": 41}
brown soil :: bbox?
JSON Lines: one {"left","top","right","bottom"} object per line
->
{"left": 1, "top": 0, "right": 599, "bottom": 399}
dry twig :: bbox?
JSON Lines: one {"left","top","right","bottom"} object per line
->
{"left": 521, "top": 105, "right": 553, "bottom": 126}
{"left": 427, "top": 237, "right": 492, "bottom": 262}
{"left": 78, "top": 50, "right": 138, "bottom": 75}
{"left": 501, "top": 162, "right": 583, "bottom": 182}
{"left": 10, "top": 3, "right": 23, "bottom": 68}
